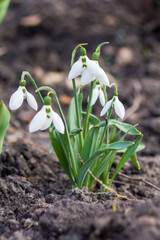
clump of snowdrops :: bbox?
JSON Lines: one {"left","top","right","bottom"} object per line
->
{"left": 8, "top": 42, "right": 144, "bottom": 190}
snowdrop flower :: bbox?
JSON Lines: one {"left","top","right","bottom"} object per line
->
{"left": 81, "top": 52, "right": 109, "bottom": 86}
{"left": 9, "top": 80, "right": 38, "bottom": 111}
{"left": 29, "top": 96, "right": 65, "bottom": 134}
{"left": 100, "top": 95, "right": 125, "bottom": 119}
{"left": 68, "top": 47, "right": 92, "bottom": 81}
{"left": 90, "top": 83, "right": 105, "bottom": 106}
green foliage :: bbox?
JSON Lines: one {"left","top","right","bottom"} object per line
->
{"left": 0, "top": 0, "right": 11, "bottom": 24}
{"left": 0, "top": 101, "right": 10, "bottom": 153}
{"left": 109, "top": 135, "right": 143, "bottom": 186}
{"left": 108, "top": 119, "right": 141, "bottom": 135}
{"left": 42, "top": 81, "right": 144, "bottom": 190}
{"left": 76, "top": 141, "right": 134, "bottom": 188}
{"left": 9, "top": 43, "right": 145, "bottom": 192}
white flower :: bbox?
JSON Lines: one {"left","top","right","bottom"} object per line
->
{"left": 29, "top": 105, "right": 65, "bottom": 134}
{"left": 100, "top": 96, "right": 125, "bottom": 119}
{"left": 9, "top": 86, "right": 38, "bottom": 111}
{"left": 81, "top": 60, "right": 109, "bottom": 86}
{"left": 90, "top": 84, "right": 105, "bottom": 106}
{"left": 68, "top": 55, "right": 91, "bottom": 80}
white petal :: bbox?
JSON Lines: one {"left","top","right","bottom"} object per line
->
{"left": 68, "top": 57, "right": 83, "bottom": 80}
{"left": 100, "top": 99, "right": 113, "bottom": 116}
{"left": 89, "top": 61, "right": 109, "bottom": 86}
{"left": 97, "top": 67, "right": 109, "bottom": 86}
{"left": 40, "top": 116, "right": 52, "bottom": 130}
{"left": 99, "top": 88, "right": 105, "bottom": 106}
{"left": 87, "top": 60, "right": 99, "bottom": 73}
{"left": 51, "top": 110, "right": 65, "bottom": 134}
{"left": 114, "top": 97, "right": 125, "bottom": 119}
{"left": 81, "top": 70, "right": 95, "bottom": 85}
{"left": 29, "top": 106, "right": 46, "bottom": 133}
{"left": 26, "top": 90, "right": 38, "bottom": 111}
{"left": 90, "top": 86, "right": 99, "bottom": 106}
{"left": 9, "top": 86, "right": 24, "bottom": 110}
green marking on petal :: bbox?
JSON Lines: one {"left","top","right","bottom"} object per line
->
{"left": 82, "top": 64, "right": 87, "bottom": 68}
{"left": 22, "top": 88, "right": 26, "bottom": 93}
{"left": 46, "top": 108, "right": 51, "bottom": 113}
{"left": 82, "top": 58, "right": 86, "bottom": 63}
{"left": 47, "top": 115, "right": 50, "bottom": 118}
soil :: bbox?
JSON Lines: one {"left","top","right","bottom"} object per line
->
{"left": 0, "top": 0, "right": 160, "bottom": 239}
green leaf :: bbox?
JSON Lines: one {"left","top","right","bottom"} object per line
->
{"left": 117, "top": 143, "right": 145, "bottom": 153}
{"left": 49, "top": 130, "right": 75, "bottom": 182}
{"left": 110, "top": 130, "right": 121, "bottom": 143}
{"left": 67, "top": 89, "right": 82, "bottom": 154}
{"left": 77, "top": 141, "right": 134, "bottom": 188}
{"left": 0, "top": 101, "right": 10, "bottom": 153}
{"left": 89, "top": 150, "right": 117, "bottom": 188}
{"left": 0, "top": 0, "right": 11, "bottom": 24}
{"left": 81, "top": 127, "right": 102, "bottom": 162}
{"left": 105, "top": 141, "right": 134, "bottom": 150}
{"left": 69, "top": 128, "right": 83, "bottom": 137}
{"left": 108, "top": 119, "right": 141, "bottom": 135}
{"left": 95, "top": 121, "right": 106, "bottom": 128}
{"left": 67, "top": 89, "right": 82, "bottom": 132}
{"left": 109, "top": 135, "right": 143, "bottom": 186}
{"left": 49, "top": 143, "right": 53, "bottom": 153}
{"left": 82, "top": 112, "right": 100, "bottom": 125}
{"left": 130, "top": 152, "right": 140, "bottom": 170}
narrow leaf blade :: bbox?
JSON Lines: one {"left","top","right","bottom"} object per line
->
{"left": 109, "top": 135, "right": 143, "bottom": 186}
{"left": 0, "top": 0, "right": 11, "bottom": 24}
{"left": 0, "top": 101, "right": 10, "bottom": 153}
{"left": 77, "top": 141, "right": 134, "bottom": 188}
{"left": 108, "top": 119, "right": 141, "bottom": 136}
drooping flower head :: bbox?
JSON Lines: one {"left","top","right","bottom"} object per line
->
{"left": 90, "top": 82, "right": 105, "bottom": 106}
{"left": 81, "top": 52, "right": 110, "bottom": 86}
{"left": 69, "top": 43, "right": 110, "bottom": 87}
{"left": 29, "top": 96, "right": 65, "bottom": 134}
{"left": 9, "top": 80, "right": 38, "bottom": 111}
{"left": 68, "top": 47, "right": 91, "bottom": 82}
{"left": 100, "top": 92, "right": 125, "bottom": 119}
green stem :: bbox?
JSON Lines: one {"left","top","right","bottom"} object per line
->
{"left": 98, "top": 86, "right": 108, "bottom": 147}
{"left": 72, "top": 79, "right": 83, "bottom": 150}
{"left": 36, "top": 86, "right": 78, "bottom": 177}
{"left": 71, "top": 43, "right": 88, "bottom": 66}
{"left": 106, "top": 105, "right": 113, "bottom": 144}
{"left": 110, "top": 115, "right": 118, "bottom": 142}
{"left": 103, "top": 85, "right": 108, "bottom": 102}
{"left": 83, "top": 81, "right": 94, "bottom": 137}
{"left": 70, "top": 44, "right": 88, "bottom": 150}
{"left": 95, "top": 42, "right": 109, "bottom": 57}
{"left": 21, "top": 71, "right": 44, "bottom": 105}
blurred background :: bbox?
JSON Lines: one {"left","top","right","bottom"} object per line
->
{"left": 0, "top": 0, "right": 160, "bottom": 155}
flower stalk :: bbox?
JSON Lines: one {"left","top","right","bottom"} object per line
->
{"left": 70, "top": 44, "right": 88, "bottom": 151}
{"left": 36, "top": 86, "right": 78, "bottom": 177}
{"left": 83, "top": 81, "right": 94, "bottom": 137}
{"left": 21, "top": 71, "right": 44, "bottom": 105}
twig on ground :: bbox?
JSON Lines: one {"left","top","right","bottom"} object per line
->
{"left": 113, "top": 180, "right": 136, "bottom": 186}
{"left": 118, "top": 172, "right": 160, "bottom": 192}
{"left": 23, "top": 222, "right": 34, "bottom": 231}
